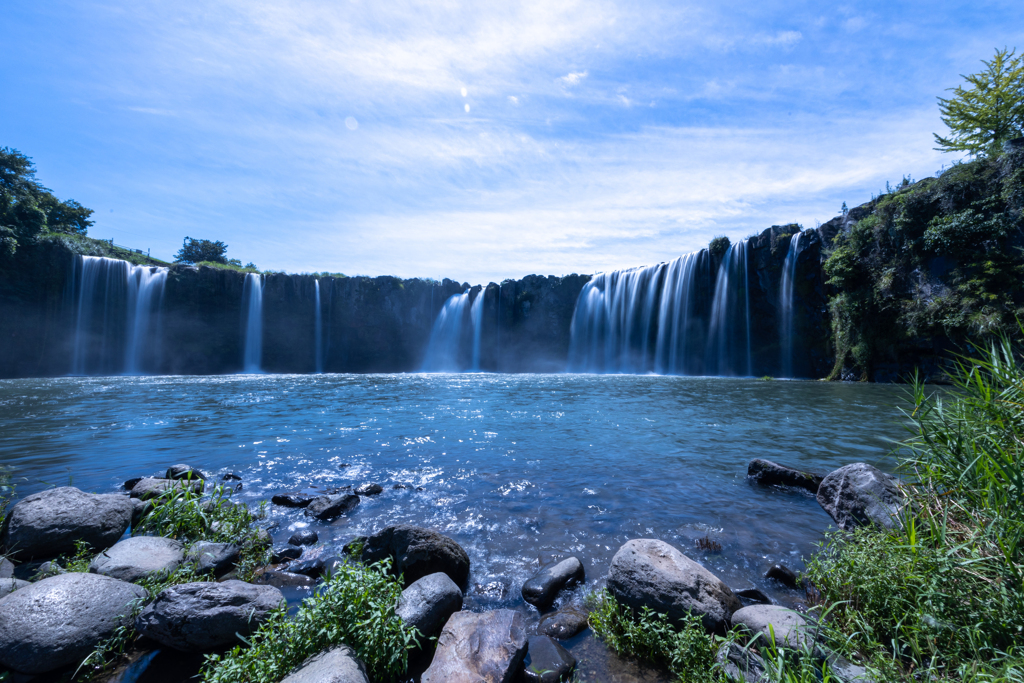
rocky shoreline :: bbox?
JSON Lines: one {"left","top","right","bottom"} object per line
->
{"left": 0, "top": 459, "right": 903, "bottom": 683}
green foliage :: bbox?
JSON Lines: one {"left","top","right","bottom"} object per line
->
{"left": 708, "top": 236, "right": 731, "bottom": 262}
{"left": 935, "top": 48, "right": 1024, "bottom": 157}
{"left": 924, "top": 200, "right": 1011, "bottom": 255}
{"left": 201, "top": 560, "right": 419, "bottom": 683}
{"left": 0, "top": 466, "right": 13, "bottom": 529}
{"left": 175, "top": 237, "right": 230, "bottom": 265}
{"left": 588, "top": 590, "right": 726, "bottom": 683}
{"left": 195, "top": 259, "right": 260, "bottom": 273}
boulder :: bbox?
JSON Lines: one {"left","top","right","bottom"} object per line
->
{"left": 135, "top": 580, "right": 284, "bottom": 652}
{"left": 254, "top": 569, "right": 316, "bottom": 588}
{"left": 166, "top": 464, "right": 206, "bottom": 481}
{"left": 421, "top": 609, "right": 527, "bottom": 683}
{"left": 716, "top": 641, "right": 767, "bottom": 683}
{"left": 735, "top": 588, "right": 772, "bottom": 605}
{"left": 356, "top": 524, "right": 470, "bottom": 587}
{"left": 305, "top": 494, "right": 360, "bottom": 520}
{"left": 288, "top": 557, "right": 327, "bottom": 578}
{"left": 747, "top": 459, "right": 823, "bottom": 493}
{"left": 522, "top": 557, "right": 584, "bottom": 610}
{"left": 355, "top": 483, "right": 383, "bottom": 496}
{"left": 272, "top": 492, "right": 316, "bottom": 508}
{"left": 186, "top": 541, "right": 242, "bottom": 577}
{"left": 765, "top": 564, "right": 800, "bottom": 589}
{"left": 522, "top": 635, "right": 576, "bottom": 683}
{"left": 0, "top": 573, "right": 147, "bottom": 674}
{"left": 222, "top": 472, "right": 243, "bottom": 481}
{"left": 0, "top": 486, "right": 133, "bottom": 561}
{"left": 0, "top": 557, "right": 13, "bottom": 578}
{"left": 537, "top": 607, "right": 590, "bottom": 640}
{"left": 396, "top": 572, "right": 464, "bottom": 640}
{"left": 279, "top": 646, "right": 370, "bottom": 683}
{"left": 90, "top": 536, "right": 185, "bottom": 583}
{"left": 130, "top": 477, "right": 204, "bottom": 500}
{"left": 607, "top": 539, "right": 741, "bottom": 634}
{"left": 33, "top": 560, "right": 65, "bottom": 579}
{"left": 272, "top": 544, "right": 303, "bottom": 563}
{"left": 0, "top": 578, "right": 29, "bottom": 599}
{"left": 732, "top": 605, "right": 815, "bottom": 650}
{"left": 124, "top": 477, "right": 144, "bottom": 491}
{"left": 816, "top": 464, "right": 903, "bottom": 530}
{"left": 289, "top": 529, "right": 319, "bottom": 546}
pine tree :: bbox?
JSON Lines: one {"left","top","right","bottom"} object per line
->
{"left": 934, "top": 48, "right": 1024, "bottom": 157}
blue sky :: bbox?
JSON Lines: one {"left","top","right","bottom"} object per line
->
{"left": 3, "top": 0, "right": 1023, "bottom": 283}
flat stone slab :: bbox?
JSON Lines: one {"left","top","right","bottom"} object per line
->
{"left": 421, "top": 609, "right": 527, "bottom": 683}
{"left": 0, "top": 572, "right": 147, "bottom": 674}
{"left": 130, "top": 477, "right": 204, "bottom": 500}
{"left": 90, "top": 536, "right": 185, "bottom": 583}
{"left": 396, "top": 571, "right": 464, "bottom": 640}
{"left": 279, "top": 645, "right": 370, "bottom": 683}
{"left": 522, "top": 557, "right": 584, "bottom": 610}
{"left": 1, "top": 486, "right": 133, "bottom": 561}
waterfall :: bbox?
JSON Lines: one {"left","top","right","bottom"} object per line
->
{"left": 422, "top": 291, "right": 471, "bottom": 372}
{"left": 314, "top": 280, "right": 323, "bottom": 373}
{"left": 242, "top": 273, "right": 264, "bottom": 373}
{"left": 470, "top": 288, "right": 485, "bottom": 371}
{"left": 653, "top": 251, "right": 709, "bottom": 375}
{"left": 707, "top": 241, "right": 752, "bottom": 376}
{"left": 71, "top": 255, "right": 167, "bottom": 376}
{"left": 779, "top": 232, "right": 802, "bottom": 378}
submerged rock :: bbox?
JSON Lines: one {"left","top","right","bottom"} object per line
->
{"left": 608, "top": 538, "right": 741, "bottom": 634}
{"left": 355, "top": 483, "right": 383, "bottom": 496}
{"left": 289, "top": 529, "right": 319, "bottom": 546}
{"left": 537, "top": 607, "right": 590, "bottom": 640}
{"left": 288, "top": 557, "right": 327, "bottom": 578}
{"left": 0, "top": 573, "right": 147, "bottom": 674}
{"left": 272, "top": 492, "right": 316, "bottom": 508}
{"left": 764, "top": 564, "right": 800, "bottom": 589}
{"left": 305, "top": 493, "right": 360, "bottom": 520}
{"left": 522, "top": 635, "right": 576, "bottom": 683}
{"left": 421, "top": 609, "right": 527, "bottom": 683}
{"left": 816, "top": 463, "right": 903, "bottom": 530}
{"left": 279, "top": 646, "right": 370, "bottom": 683}
{"left": 136, "top": 580, "right": 284, "bottom": 652}
{"left": 254, "top": 569, "right": 316, "bottom": 588}
{"left": 396, "top": 572, "right": 464, "bottom": 640}
{"left": 272, "top": 544, "right": 303, "bottom": 563}
{"left": 90, "top": 536, "right": 185, "bottom": 583}
{"left": 355, "top": 524, "right": 470, "bottom": 588}
{"left": 0, "top": 486, "right": 133, "bottom": 561}
{"left": 130, "top": 477, "right": 204, "bottom": 500}
{"left": 522, "top": 557, "right": 585, "bottom": 610}
{"left": 747, "top": 459, "right": 823, "bottom": 493}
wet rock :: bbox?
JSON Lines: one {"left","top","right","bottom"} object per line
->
{"left": 732, "top": 605, "right": 815, "bottom": 650}
{"left": 136, "top": 580, "right": 284, "bottom": 652}
{"left": 765, "top": 564, "right": 800, "bottom": 589}
{"left": 747, "top": 459, "right": 823, "bottom": 493}
{"left": 272, "top": 544, "right": 303, "bottom": 563}
{"left": 522, "top": 557, "right": 585, "bottom": 610}
{"left": 355, "top": 483, "right": 383, "bottom": 496}
{"left": 90, "top": 536, "right": 185, "bottom": 583}
{"left": 0, "top": 578, "right": 29, "bottom": 599}
{"left": 221, "top": 472, "right": 242, "bottom": 481}
{"left": 130, "top": 477, "right": 204, "bottom": 500}
{"left": 522, "top": 635, "right": 576, "bottom": 683}
{"left": 280, "top": 645, "right": 370, "bottom": 683}
{"left": 166, "top": 464, "right": 206, "bottom": 481}
{"left": 254, "top": 569, "right": 316, "bottom": 588}
{"left": 272, "top": 492, "right": 316, "bottom": 508}
{"left": 0, "top": 573, "right": 147, "bottom": 674}
{"left": 0, "top": 557, "right": 13, "bottom": 578}
{"left": 735, "top": 588, "right": 773, "bottom": 605}
{"left": 537, "top": 607, "right": 590, "bottom": 640}
{"left": 305, "top": 493, "right": 360, "bottom": 520}
{"left": 124, "top": 477, "right": 144, "bottom": 491}
{"left": 289, "top": 529, "right": 319, "bottom": 546}
{"left": 393, "top": 483, "right": 410, "bottom": 489}
{"left": 288, "top": 557, "right": 326, "bottom": 578}
{"left": 817, "top": 464, "right": 903, "bottom": 530}
{"left": 0, "top": 486, "right": 133, "bottom": 561}
{"left": 186, "top": 541, "right": 241, "bottom": 577}
{"left": 421, "top": 609, "right": 527, "bottom": 683}
{"left": 608, "top": 538, "right": 741, "bottom": 634}
{"left": 396, "top": 572, "right": 463, "bottom": 640}
{"left": 355, "top": 524, "right": 470, "bottom": 588}
{"left": 716, "top": 641, "right": 767, "bottom": 683}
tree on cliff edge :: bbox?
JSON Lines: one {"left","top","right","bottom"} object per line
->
{"left": 175, "top": 237, "right": 230, "bottom": 265}
{"left": 935, "top": 48, "right": 1024, "bottom": 157}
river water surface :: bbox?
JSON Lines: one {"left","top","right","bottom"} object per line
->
{"left": 0, "top": 374, "right": 906, "bottom": 680}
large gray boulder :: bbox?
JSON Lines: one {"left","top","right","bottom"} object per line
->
{"left": 305, "top": 493, "right": 360, "bottom": 520}
{"left": 0, "top": 573, "right": 147, "bottom": 674}
{"left": 731, "top": 605, "right": 815, "bottom": 650}
{"left": 608, "top": 539, "right": 741, "bottom": 634}
{"left": 816, "top": 464, "right": 903, "bottom": 530}
{"left": 130, "top": 477, "right": 204, "bottom": 500}
{"left": 521, "top": 557, "right": 584, "bottom": 610}
{"left": 0, "top": 578, "right": 29, "bottom": 599}
{"left": 0, "top": 487, "right": 133, "bottom": 561}
{"left": 135, "top": 580, "right": 284, "bottom": 652}
{"left": 90, "top": 536, "right": 185, "bottom": 583}
{"left": 396, "top": 571, "right": 463, "bottom": 640}
{"left": 747, "top": 459, "right": 823, "bottom": 493}
{"left": 421, "top": 609, "right": 527, "bottom": 683}
{"left": 279, "top": 645, "right": 370, "bottom": 683}
{"left": 356, "top": 524, "right": 470, "bottom": 587}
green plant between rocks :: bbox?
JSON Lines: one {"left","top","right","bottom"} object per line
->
{"left": 200, "top": 559, "right": 420, "bottom": 683}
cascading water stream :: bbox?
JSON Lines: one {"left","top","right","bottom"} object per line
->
{"left": 242, "top": 273, "right": 264, "bottom": 373}
{"left": 470, "top": 288, "right": 485, "bottom": 371}
{"left": 125, "top": 265, "right": 169, "bottom": 374}
{"left": 653, "top": 251, "right": 708, "bottom": 375}
{"left": 779, "top": 232, "right": 802, "bottom": 378}
{"left": 706, "top": 241, "right": 752, "bottom": 376}
{"left": 314, "top": 280, "right": 323, "bottom": 373}
{"left": 422, "top": 291, "right": 471, "bottom": 372}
